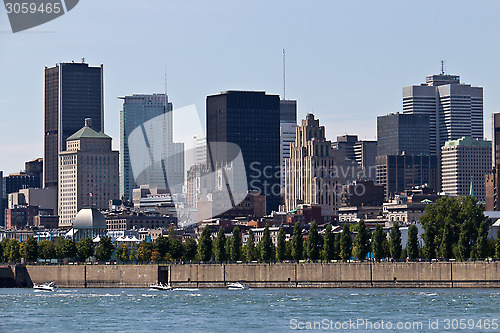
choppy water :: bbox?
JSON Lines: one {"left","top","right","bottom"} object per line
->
{"left": 0, "top": 288, "right": 499, "bottom": 332}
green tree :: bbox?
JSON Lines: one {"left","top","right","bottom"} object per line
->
{"left": 197, "top": 225, "right": 212, "bottom": 262}
{"left": 496, "top": 228, "right": 500, "bottom": 259}
{"left": 440, "top": 219, "right": 453, "bottom": 259}
{"left": 22, "top": 236, "right": 38, "bottom": 262}
{"left": 389, "top": 222, "right": 402, "bottom": 260}
{"left": 372, "top": 223, "right": 386, "bottom": 261}
{"left": 116, "top": 244, "right": 130, "bottom": 262}
{"left": 407, "top": 224, "right": 419, "bottom": 260}
{"left": 305, "top": 221, "right": 321, "bottom": 260}
{"left": 353, "top": 220, "right": 370, "bottom": 261}
{"left": 76, "top": 238, "right": 94, "bottom": 262}
{"left": 38, "top": 240, "right": 55, "bottom": 260}
{"left": 291, "top": 222, "right": 303, "bottom": 261}
{"left": 244, "top": 229, "right": 256, "bottom": 261}
{"left": 422, "top": 223, "right": 437, "bottom": 260}
{"left": 137, "top": 241, "right": 153, "bottom": 262}
{"left": 214, "top": 227, "right": 227, "bottom": 262}
{"left": 55, "top": 238, "right": 76, "bottom": 260}
{"left": 260, "top": 224, "right": 273, "bottom": 261}
{"left": 475, "top": 221, "right": 489, "bottom": 259}
{"left": 182, "top": 238, "right": 197, "bottom": 261}
{"left": 169, "top": 238, "right": 183, "bottom": 260}
{"left": 155, "top": 235, "right": 170, "bottom": 259}
{"left": 5, "top": 239, "right": 21, "bottom": 263}
{"left": 322, "top": 223, "right": 335, "bottom": 261}
{"left": 230, "top": 226, "right": 242, "bottom": 261}
{"left": 333, "top": 233, "right": 341, "bottom": 260}
{"left": 94, "top": 236, "right": 115, "bottom": 261}
{"left": 458, "top": 219, "right": 474, "bottom": 259}
{"left": 276, "top": 228, "right": 287, "bottom": 261}
{"left": 340, "top": 224, "right": 352, "bottom": 261}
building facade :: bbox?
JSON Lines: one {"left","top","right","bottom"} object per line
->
{"left": 44, "top": 62, "right": 104, "bottom": 190}
{"left": 377, "top": 113, "right": 430, "bottom": 156}
{"left": 376, "top": 154, "right": 438, "bottom": 199}
{"left": 206, "top": 91, "right": 281, "bottom": 213}
{"left": 119, "top": 94, "right": 184, "bottom": 200}
{"left": 486, "top": 113, "right": 500, "bottom": 210}
{"left": 280, "top": 100, "right": 298, "bottom": 189}
{"left": 58, "top": 119, "right": 119, "bottom": 227}
{"left": 333, "top": 135, "right": 377, "bottom": 180}
{"left": 25, "top": 158, "right": 43, "bottom": 188}
{"left": 402, "top": 72, "right": 483, "bottom": 156}
{"left": 0, "top": 171, "right": 3, "bottom": 226}
{"left": 441, "top": 136, "right": 491, "bottom": 202}
{"left": 285, "top": 114, "right": 339, "bottom": 213}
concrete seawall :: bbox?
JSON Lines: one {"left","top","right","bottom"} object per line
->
{"left": 12, "top": 262, "right": 500, "bottom": 288}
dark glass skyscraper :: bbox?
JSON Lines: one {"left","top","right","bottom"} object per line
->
{"left": 44, "top": 62, "right": 104, "bottom": 189}
{"left": 377, "top": 113, "right": 430, "bottom": 156}
{"left": 206, "top": 91, "right": 280, "bottom": 213}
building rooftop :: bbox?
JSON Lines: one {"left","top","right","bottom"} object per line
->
{"left": 443, "top": 136, "right": 491, "bottom": 148}
{"left": 67, "top": 119, "right": 110, "bottom": 141}
{"left": 73, "top": 207, "right": 107, "bottom": 229}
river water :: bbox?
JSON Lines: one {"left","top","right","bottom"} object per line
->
{"left": 0, "top": 288, "right": 499, "bottom": 332}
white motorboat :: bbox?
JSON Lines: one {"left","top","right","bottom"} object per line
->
{"left": 227, "top": 282, "right": 249, "bottom": 290}
{"left": 149, "top": 282, "right": 173, "bottom": 291}
{"left": 33, "top": 281, "right": 58, "bottom": 291}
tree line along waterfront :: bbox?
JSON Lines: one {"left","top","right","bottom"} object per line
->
{"left": 1, "top": 196, "right": 500, "bottom": 264}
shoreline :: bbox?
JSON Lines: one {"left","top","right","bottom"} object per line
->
{"left": 3, "top": 262, "right": 499, "bottom": 288}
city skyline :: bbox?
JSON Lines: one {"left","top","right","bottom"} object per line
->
{"left": 1, "top": 1, "right": 500, "bottom": 174}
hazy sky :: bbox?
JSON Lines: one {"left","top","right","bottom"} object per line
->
{"left": 1, "top": 0, "right": 500, "bottom": 174}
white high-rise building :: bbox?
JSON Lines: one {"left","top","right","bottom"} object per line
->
{"left": 58, "top": 119, "right": 119, "bottom": 227}
{"left": 280, "top": 100, "right": 297, "bottom": 189}
{"left": 280, "top": 122, "right": 297, "bottom": 188}
{"left": 403, "top": 72, "right": 483, "bottom": 156}
{"left": 193, "top": 135, "right": 207, "bottom": 166}
{"left": 441, "top": 136, "right": 491, "bottom": 202}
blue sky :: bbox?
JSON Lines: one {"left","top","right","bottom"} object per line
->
{"left": 1, "top": 0, "right": 499, "bottom": 174}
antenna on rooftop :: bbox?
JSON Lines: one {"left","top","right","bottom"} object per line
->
{"left": 441, "top": 60, "right": 445, "bottom": 74}
{"left": 164, "top": 64, "right": 168, "bottom": 96}
{"left": 282, "top": 49, "right": 286, "bottom": 100}
{"left": 81, "top": 57, "right": 85, "bottom": 63}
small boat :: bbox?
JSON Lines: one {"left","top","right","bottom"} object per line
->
{"left": 33, "top": 281, "right": 58, "bottom": 291}
{"left": 227, "top": 282, "right": 249, "bottom": 290}
{"left": 149, "top": 282, "right": 173, "bottom": 291}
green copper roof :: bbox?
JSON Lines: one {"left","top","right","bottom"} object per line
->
{"left": 443, "top": 136, "right": 491, "bottom": 148}
{"left": 67, "top": 126, "right": 111, "bottom": 141}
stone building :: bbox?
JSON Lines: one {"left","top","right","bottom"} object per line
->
{"left": 58, "top": 119, "right": 119, "bottom": 227}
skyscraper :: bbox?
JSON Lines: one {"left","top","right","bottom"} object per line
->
{"left": 119, "top": 94, "right": 184, "bottom": 200}
{"left": 377, "top": 113, "right": 430, "bottom": 156}
{"left": 485, "top": 113, "right": 500, "bottom": 210}
{"left": 402, "top": 72, "right": 483, "bottom": 155}
{"left": 280, "top": 99, "right": 297, "bottom": 189}
{"left": 441, "top": 136, "right": 491, "bottom": 202}
{"left": 44, "top": 62, "right": 104, "bottom": 190}
{"left": 333, "top": 135, "right": 377, "bottom": 180}
{"left": 0, "top": 171, "right": 3, "bottom": 227}
{"left": 285, "top": 114, "right": 338, "bottom": 213}
{"left": 206, "top": 91, "right": 281, "bottom": 213}
{"left": 58, "top": 119, "right": 118, "bottom": 227}
{"left": 375, "top": 155, "right": 438, "bottom": 199}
